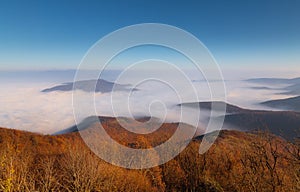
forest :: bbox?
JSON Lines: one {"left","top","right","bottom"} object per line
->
{"left": 0, "top": 124, "right": 299, "bottom": 192}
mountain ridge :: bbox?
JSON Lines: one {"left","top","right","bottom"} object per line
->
{"left": 177, "top": 101, "right": 300, "bottom": 141}
{"left": 41, "top": 79, "right": 137, "bottom": 93}
{"left": 261, "top": 95, "right": 300, "bottom": 112}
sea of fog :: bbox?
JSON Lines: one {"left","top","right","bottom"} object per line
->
{"left": 0, "top": 70, "right": 295, "bottom": 134}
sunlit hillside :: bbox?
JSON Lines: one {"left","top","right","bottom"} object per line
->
{"left": 0, "top": 118, "right": 299, "bottom": 191}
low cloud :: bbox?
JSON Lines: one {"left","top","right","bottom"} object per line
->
{"left": 0, "top": 71, "right": 295, "bottom": 134}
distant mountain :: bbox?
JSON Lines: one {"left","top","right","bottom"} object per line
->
{"left": 261, "top": 96, "right": 300, "bottom": 112}
{"left": 53, "top": 100, "right": 300, "bottom": 141}
{"left": 178, "top": 101, "right": 300, "bottom": 141}
{"left": 247, "top": 77, "right": 300, "bottom": 95}
{"left": 178, "top": 101, "right": 250, "bottom": 113}
{"left": 54, "top": 116, "right": 178, "bottom": 135}
{"left": 42, "top": 79, "right": 137, "bottom": 93}
{"left": 282, "top": 83, "right": 300, "bottom": 95}
{"left": 223, "top": 111, "right": 300, "bottom": 140}
{"left": 246, "top": 77, "right": 300, "bottom": 84}
{"left": 250, "top": 86, "right": 275, "bottom": 90}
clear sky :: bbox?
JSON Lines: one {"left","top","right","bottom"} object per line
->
{"left": 0, "top": 0, "right": 299, "bottom": 71}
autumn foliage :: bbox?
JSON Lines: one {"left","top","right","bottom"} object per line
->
{"left": 0, "top": 119, "right": 299, "bottom": 191}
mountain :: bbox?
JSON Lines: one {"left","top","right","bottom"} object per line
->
{"left": 246, "top": 77, "right": 300, "bottom": 84}
{"left": 54, "top": 116, "right": 166, "bottom": 135}
{"left": 53, "top": 116, "right": 196, "bottom": 148}
{"left": 0, "top": 126, "right": 299, "bottom": 191}
{"left": 63, "top": 101, "right": 300, "bottom": 141}
{"left": 247, "top": 77, "right": 300, "bottom": 95}
{"left": 54, "top": 116, "right": 164, "bottom": 134}
{"left": 53, "top": 116, "right": 108, "bottom": 135}
{"left": 61, "top": 101, "right": 300, "bottom": 141}
{"left": 249, "top": 86, "right": 275, "bottom": 90}
{"left": 261, "top": 96, "right": 300, "bottom": 112}
{"left": 223, "top": 111, "right": 300, "bottom": 140}
{"left": 178, "top": 101, "right": 250, "bottom": 113}
{"left": 282, "top": 83, "right": 300, "bottom": 95}
{"left": 178, "top": 101, "right": 300, "bottom": 141}
{"left": 41, "top": 79, "right": 137, "bottom": 93}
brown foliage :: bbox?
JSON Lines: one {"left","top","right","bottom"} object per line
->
{"left": 0, "top": 126, "right": 299, "bottom": 191}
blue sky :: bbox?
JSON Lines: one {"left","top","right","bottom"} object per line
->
{"left": 0, "top": 0, "right": 299, "bottom": 71}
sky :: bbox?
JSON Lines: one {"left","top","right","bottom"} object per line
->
{"left": 0, "top": 0, "right": 299, "bottom": 133}
{"left": 0, "top": 0, "right": 299, "bottom": 72}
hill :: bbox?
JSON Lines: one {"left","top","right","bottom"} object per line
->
{"left": 282, "top": 83, "right": 300, "bottom": 95}
{"left": 41, "top": 79, "right": 136, "bottom": 93}
{"left": 246, "top": 77, "right": 300, "bottom": 84}
{"left": 223, "top": 111, "right": 300, "bottom": 139}
{"left": 178, "top": 101, "right": 250, "bottom": 113}
{"left": 261, "top": 95, "right": 300, "bottom": 112}
{"left": 178, "top": 101, "right": 300, "bottom": 141}
{"left": 247, "top": 77, "right": 300, "bottom": 95}
{"left": 0, "top": 126, "right": 299, "bottom": 192}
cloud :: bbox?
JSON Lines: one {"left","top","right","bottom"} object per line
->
{"left": 0, "top": 82, "right": 76, "bottom": 134}
{"left": 0, "top": 70, "right": 295, "bottom": 134}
